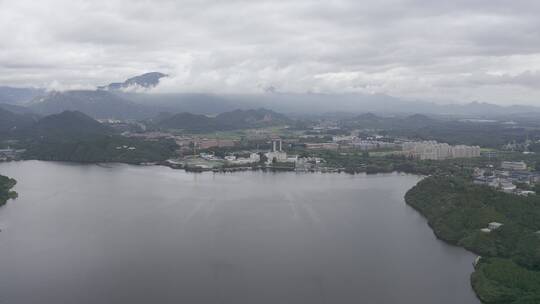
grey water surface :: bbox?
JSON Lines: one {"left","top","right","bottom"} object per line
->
{"left": 0, "top": 161, "right": 479, "bottom": 304}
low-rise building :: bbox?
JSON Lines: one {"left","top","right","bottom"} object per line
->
{"left": 226, "top": 153, "right": 261, "bottom": 165}
{"left": 249, "top": 153, "right": 261, "bottom": 163}
{"left": 265, "top": 151, "right": 288, "bottom": 163}
{"left": 517, "top": 190, "right": 536, "bottom": 196}
{"left": 501, "top": 161, "right": 527, "bottom": 171}
{"left": 500, "top": 182, "right": 517, "bottom": 193}
{"left": 304, "top": 143, "right": 339, "bottom": 151}
{"left": 488, "top": 222, "right": 503, "bottom": 230}
{"left": 332, "top": 135, "right": 355, "bottom": 143}
{"left": 351, "top": 140, "right": 396, "bottom": 151}
{"left": 0, "top": 148, "right": 25, "bottom": 161}
{"left": 196, "top": 139, "right": 238, "bottom": 149}
{"left": 480, "top": 222, "right": 503, "bottom": 233}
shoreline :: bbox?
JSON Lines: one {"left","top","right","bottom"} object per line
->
{"left": 3, "top": 158, "right": 414, "bottom": 174}
{"left": 403, "top": 191, "right": 483, "bottom": 303}
{"left": 405, "top": 176, "right": 540, "bottom": 304}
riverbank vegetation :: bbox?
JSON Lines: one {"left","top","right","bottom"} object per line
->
{"left": 405, "top": 176, "right": 540, "bottom": 304}
{"left": 0, "top": 175, "right": 17, "bottom": 206}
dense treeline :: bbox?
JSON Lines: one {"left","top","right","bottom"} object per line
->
{"left": 0, "top": 175, "right": 17, "bottom": 206}
{"left": 405, "top": 176, "right": 540, "bottom": 304}
{"left": 23, "top": 136, "right": 177, "bottom": 164}
{"left": 303, "top": 150, "right": 490, "bottom": 176}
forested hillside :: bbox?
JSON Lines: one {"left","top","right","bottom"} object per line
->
{"left": 405, "top": 176, "right": 540, "bottom": 304}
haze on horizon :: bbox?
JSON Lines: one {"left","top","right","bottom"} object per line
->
{"left": 1, "top": 0, "right": 540, "bottom": 106}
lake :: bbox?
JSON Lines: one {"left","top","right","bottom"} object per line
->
{"left": 0, "top": 161, "right": 479, "bottom": 304}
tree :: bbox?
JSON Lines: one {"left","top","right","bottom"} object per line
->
{"left": 534, "top": 184, "right": 540, "bottom": 195}
{"left": 535, "top": 161, "right": 540, "bottom": 172}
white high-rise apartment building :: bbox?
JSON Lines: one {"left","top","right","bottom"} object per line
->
{"left": 452, "top": 145, "right": 481, "bottom": 158}
{"left": 402, "top": 141, "right": 480, "bottom": 160}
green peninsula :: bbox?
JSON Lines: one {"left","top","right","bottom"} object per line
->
{"left": 405, "top": 176, "right": 540, "bottom": 304}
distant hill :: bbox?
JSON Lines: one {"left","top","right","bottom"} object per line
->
{"left": 28, "top": 90, "right": 154, "bottom": 119}
{"left": 120, "top": 92, "right": 241, "bottom": 115}
{"left": 158, "top": 108, "right": 290, "bottom": 132}
{"left": 398, "top": 114, "right": 437, "bottom": 129}
{"left": 99, "top": 72, "right": 167, "bottom": 91}
{"left": 5, "top": 81, "right": 540, "bottom": 119}
{"left": 22, "top": 111, "right": 177, "bottom": 163}
{"left": 353, "top": 113, "right": 385, "bottom": 125}
{"left": 0, "top": 103, "right": 36, "bottom": 115}
{"left": 29, "top": 111, "right": 112, "bottom": 140}
{"left": 343, "top": 113, "right": 437, "bottom": 130}
{"left": 215, "top": 108, "right": 290, "bottom": 127}
{"left": 0, "top": 108, "right": 37, "bottom": 136}
{"left": 118, "top": 91, "right": 540, "bottom": 117}
{"left": 158, "top": 112, "right": 219, "bottom": 132}
{"left": 0, "top": 86, "right": 45, "bottom": 105}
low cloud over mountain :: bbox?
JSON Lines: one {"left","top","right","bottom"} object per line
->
{"left": 2, "top": 1, "right": 540, "bottom": 105}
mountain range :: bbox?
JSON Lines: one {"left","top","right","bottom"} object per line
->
{"left": 2, "top": 72, "right": 540, "bottom": 120}
{"left": 28, "top": 90, "right": 153, "bottom": 120}
{"left": 0, "top": 106, "right": 290, "bottom": 139}
{"left": 342, "top": 113, "right": 439, "bottom": 130}
{"left": 98, "top": 72, "right": 167, "bottom": 91}
{"left": 0, "top": 86, "right": 45, "bottom": 105}
{"left": 0, "top": 107, "right": 37, "bottom": 136}
{"left": 157, "top": 108, "right": 290, "bottom": 132}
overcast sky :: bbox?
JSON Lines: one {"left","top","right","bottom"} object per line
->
{"left": 1, "top": 0, "right": 540, "bottom": 105}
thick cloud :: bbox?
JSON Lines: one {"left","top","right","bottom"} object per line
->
{"left": 1, "top": 0, "right": 540, "bottom": 104}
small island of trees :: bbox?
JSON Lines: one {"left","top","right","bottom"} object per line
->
{"left": 0, "top": 174, "right": 17, "bottom": 206}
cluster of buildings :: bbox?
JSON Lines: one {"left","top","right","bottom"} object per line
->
{"left": 195, "top": 139, "right": 237, "bottom": 150}
{"left": 473, "top": 161, "right": 539, "bottom": 196}
{"left": 126, "top": 132, "right": 240, "bottom": 154}
{"left": 351, "top": 140, "right": 396, "bottom": 151}
{"left": 265, "top": 138, "right": 288, "bottom": 162}
{"left": 480, "top": 222, "right": 503, "bottom": 233}
{"left": 173, "top": 137, "right": 238, "bottom": 152}
{"left": 115, "top": 145, "right": 137, "bottom": 151}
{"left": 304, "top": 142, "right": 339, "bottom": 151}
{"left": 264, "top": 138, "right": 301, "bottom": 164}
{"left": 331, "top": 135, "right": 397, "bottom": 151}
{"left": 216, "top": 153, "right": 261, "bottom": 165}
{"left": 501, "top": 161, "right": 528, "bottom": 171}
{"left": 174, "top": 138, "right": 328, "bottom": 172}
{"left": 401, "top": 141, "right": 481, "bottom": 160}
{"left": 298, "top": 135, "right": 397, "bottom": 152}
{"left": 0, "top": 148, "right": 25, "bottom": 161}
